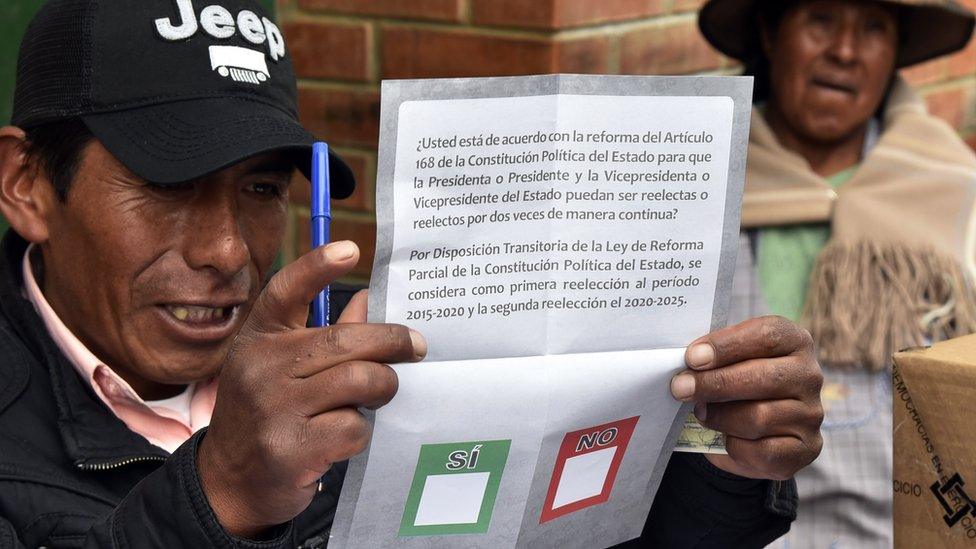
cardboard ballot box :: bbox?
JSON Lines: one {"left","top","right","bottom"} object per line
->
{"left": 894, "top": 335, "right": 976, "bottom": 547}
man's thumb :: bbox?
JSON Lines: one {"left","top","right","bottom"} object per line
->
{"left": 247, "top": 241, "right": 359, "bottom": 331}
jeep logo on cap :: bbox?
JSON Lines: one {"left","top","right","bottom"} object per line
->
{"left": 155, "top": 0, "right": 286, "bottom": 84}
{"left": 210, "top": 45, "right": 269, "bottom": 84}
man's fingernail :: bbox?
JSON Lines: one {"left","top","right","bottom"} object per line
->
{"left": 671, "top": 373, "right": 696, "bottom": 401}
{"left": 409, "top": 329, "right": 428, "bottom": 360}
{"left": 325, "top": 241, "right": 356, "bottom": 261}
{"left": 687, "top": 343, "right": 715, "bottom": 369}
{"left": 694, "top": 402, "right": 707, "bottom": 422}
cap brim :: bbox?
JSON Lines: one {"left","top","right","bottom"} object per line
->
{"left": 82, "top": 98, "right": 355, "bottom": 199}
{"left": 699, "top": 0, "right": 976, "bottom": 69}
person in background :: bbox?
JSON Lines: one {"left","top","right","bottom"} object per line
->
{"left": 698, "top": 0, "right": 976, "bottom": 546}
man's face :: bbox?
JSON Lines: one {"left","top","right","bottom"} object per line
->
{"left": 39, "top": 141, "right": 292, "bottom": 397}
{"left": 764, "top": 0, "right": 899, "bottom": 143}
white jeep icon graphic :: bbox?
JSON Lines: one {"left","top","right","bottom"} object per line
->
{"left": 209, "top": 45, "right": 270, "bottom": 85}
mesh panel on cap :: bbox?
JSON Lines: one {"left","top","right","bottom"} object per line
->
{"left": 11, "top": 0, "right": 93, "bottom": 128}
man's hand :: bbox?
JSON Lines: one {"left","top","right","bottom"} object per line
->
{"left": 670, "top": 316, "right": 824, "bottom": 481}
{"left": 197, "top": 241, "right": 426, "bottom": 538}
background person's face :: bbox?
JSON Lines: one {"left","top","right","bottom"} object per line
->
{"left": 39, "top": 142, "right": 292, "bottom": 397}
{"left": 764, "top": 0, "right": 899, "bottom": 143}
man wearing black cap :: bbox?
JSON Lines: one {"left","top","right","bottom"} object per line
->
{"left": 0, "top": 1, "right": 824, "bottom": 547}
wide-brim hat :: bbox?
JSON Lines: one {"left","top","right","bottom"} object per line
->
{"left": 699, "top": 0, "right": 976, "bottom": 68}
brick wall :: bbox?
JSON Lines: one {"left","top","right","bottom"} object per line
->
{"left": 901, "top": 0, "right": 976, "bottom": 146}
{"left": 278, "top": 0, "right": 976, "bottom": 281}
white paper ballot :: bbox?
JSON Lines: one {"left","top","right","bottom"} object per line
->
{"left": 414, "top": 472, "right": 491, "bottom": 526}
{"left": 330, "top": 74, "right": 753, "bottom": 549}
{"left": 552, "top": 447, "right": 617, "bottom": 509}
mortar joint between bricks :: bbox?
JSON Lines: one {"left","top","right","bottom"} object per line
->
{"left": 549, "top": 12, "right": 699, "bottom": 41}
{"left": 371, "top": 20, "right": 382, "bottom": 83}
{"left": 379, "top": 20, "right": 560, "bottom": 41}
{"left": 284, "top": 10, "right": 694, "bottom": 41}
{"left": 275, "top": 0, "right": 299, "bottom": 17}
{"left": 284, "top": 12, "right": 380, "bottom": 27}
{"left": 608, "top": 34, "right": 622, "bottom": 74}
{"left": 286, "top": 11, "right": 556, "bottom": 39}
{"left": 296, "top": 79, "right": 381, "bottom": 92}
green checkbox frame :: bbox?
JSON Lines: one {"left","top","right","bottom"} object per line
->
{"left": 399, "top": 439, "right": 511, "bottom": 536}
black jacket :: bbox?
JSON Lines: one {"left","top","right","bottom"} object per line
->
{"left": 0, "top": 231, "right": 796, "bottom": 548}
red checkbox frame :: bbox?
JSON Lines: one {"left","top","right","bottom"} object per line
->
{"left": 540, "top": 416, "right": 640, "bottom": 523}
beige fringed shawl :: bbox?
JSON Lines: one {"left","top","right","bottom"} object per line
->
{"left": 742, "top": 78, "right": 976, "bottom": 370}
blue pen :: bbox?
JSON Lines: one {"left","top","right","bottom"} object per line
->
{"left": 311, "top": 142, "right": 331, "bottom": 328}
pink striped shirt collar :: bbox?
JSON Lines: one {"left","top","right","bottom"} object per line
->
{"left": 22, "top": 245, "right": 216, "bottom": 453}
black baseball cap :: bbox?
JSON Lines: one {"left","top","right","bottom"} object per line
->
{"left": 11, "top": 0, "right": 354, "bottom": 198}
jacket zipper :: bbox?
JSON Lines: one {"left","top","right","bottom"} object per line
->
{"left": 74, "top": 456, "right": 334, "bottom": 544}
{"left": 76, "top": 455, "right": 166, "bottom": 471}
{"left": 0, "top": 466, "right": 118, "bottom": 506}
